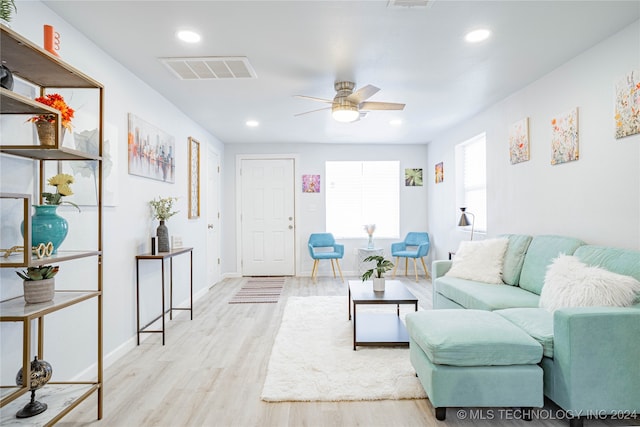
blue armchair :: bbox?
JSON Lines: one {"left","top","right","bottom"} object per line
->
{"left": 308, "top": 233, "right": 344, "bottom": 281}
{"left": 391, "top": 232, "right": 430, "bottom": 281}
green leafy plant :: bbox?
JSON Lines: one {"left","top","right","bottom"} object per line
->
{"left": 16, "top": 265, "right": 59, "bottom": 281}
{"left": 361, "top": 255, "right": 394, "bottom": 281}
{"left": 0, "top": 0, "right": 17, "bottom": 23}
{"left": 149, "top": 196, "right": 179, "bottom": 221}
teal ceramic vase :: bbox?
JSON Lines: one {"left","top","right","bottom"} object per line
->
{"left": 21, "top": 205, "right": 68, "bottom": 254}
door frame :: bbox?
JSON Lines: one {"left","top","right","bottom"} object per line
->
{"left": 235, "top": 154, "right": 299, "bottom": 276}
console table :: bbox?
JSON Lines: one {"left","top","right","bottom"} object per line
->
{"left": 135, "top": 247, "right": 193, "bottom": 345}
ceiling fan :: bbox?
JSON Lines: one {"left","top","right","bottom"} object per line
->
{"left": 294, "top": 81, "right": 405, "bottom": 123}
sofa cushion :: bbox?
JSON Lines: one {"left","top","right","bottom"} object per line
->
{"left": 574, "top": 245, "right": 640, "bottom": 282}
{"left": 495, "top": 308, "right": 554, "bottom": 358}
{"left": 519, "top": 235, "right": 585, "bottom": 295}
{"left": 445, "top": 238, "right": 509, "bottom": 284}
{"left": 435, "top": 276, "right": 540, "bottom": 310}
{"left": 500, "top": 234, "right": 533, "bottom": 286}
{"left": 406, "top": 309, "right": 543, "bottom": 366}
{"left": 539, "top": 255, "right": 640, "bottom": 312}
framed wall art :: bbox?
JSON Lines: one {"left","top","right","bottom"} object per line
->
{"left": 615, "top": 69, "right": 640, "bottom": 139}
{"left": 509, "top": 117, "right": 530, "bottom": 164}
{"left": 435, "top": 162, "right": 444, "bottom": 184}
{"left": 551, "top": 107, "right": 579, "bottom": 165}
{"left": 188, "top": 137, "right": 200, "bottom": 218}
{"left": 302, "top": 174, "right": 320, "bottom": 193}
{"left": 405, "top": 168, "right": 423, "bottom": 186}
{"left": 127, "top": 113, "right": 175, "bottom": 183}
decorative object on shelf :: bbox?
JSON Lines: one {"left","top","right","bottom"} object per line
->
{"left": 404, "top": 168, "right": 423, "bottom": 186}
{"left": 43, "top": 24, "right": 60, "bottom": 57}
{"left": 15, "top": 356, "right": 53, "bottom": 418}
{"left": 16, "top": 265, "right": 58, "bottom": 303}
{"left": 128, "top": 113, "right": 176, "bottom": 183}
{"left": 0, "top": 0, "right": 17, "bottom": 24}
{"left": 27, "top": 93, "right": 74, "bottom": 146}
{"left": 364, "top": 224, "right": 376, "bottom": 249}
{"left": 458, "top": 207, "right": 475, "bottom": 241}
{"left": 435, "top": 162, "right": 444, "bottom": 184}
{"left": 188, "top": 137, "right": 200, "bottom": 218}
{"left": 21, "top": 174, "right": 80, "bottom": 253}
{"left": 361, "top": 255, "right": 394, "bottom": 292}
{"left": 550, "top": 107, "right": 579, "bottom": 165}
{"left": 2, "top": 242, "right": 54, "bottom": 259}
{"left": 149, "top": 196, "right": 179, "bottom": 252}
{"left": 614, "top": 69, "right": 640, "bottom": 139}
{"left": 0, "top": 64, "right": 14, "bottom": 90}
{"left": 509, "top": 117, "right": 530, "bottom": 164}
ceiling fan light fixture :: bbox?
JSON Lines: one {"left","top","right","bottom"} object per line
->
{"left": 332, "top": 106, "right": 359, "bottom": 122}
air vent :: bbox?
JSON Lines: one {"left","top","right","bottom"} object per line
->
{"left": 159, "top": 56, "right": 257, "bottom": 80}
{"left": 388, "top": 0, "right": 433, "bottom": 8}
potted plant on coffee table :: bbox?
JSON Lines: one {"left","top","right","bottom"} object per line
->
{"left": 16, "top": 265, "right": 59, "bottom": 304}
{"left": 361, "top": 255, "right": 394, "bottom": 292}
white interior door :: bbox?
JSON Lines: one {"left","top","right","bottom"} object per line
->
{"left": 206, "top": 145, "right": 220, "bottom": 286}
{"left": 241, "top": 158, "right": 295, "bottom": 276}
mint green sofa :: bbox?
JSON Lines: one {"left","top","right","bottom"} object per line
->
{"left": 426, "top": 235, "right": 640, "bottom": 427}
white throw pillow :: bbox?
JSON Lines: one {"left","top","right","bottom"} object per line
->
{"left": 539, "top": 255, "right": 640, "bottom": 312}
{"left": 445, "top": 238, "right": 509, "bottom": 284}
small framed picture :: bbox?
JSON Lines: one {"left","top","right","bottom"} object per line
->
{"left": 188, "top": 137, "right": 200, "bottom": 218}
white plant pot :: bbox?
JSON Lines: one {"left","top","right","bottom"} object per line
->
{"left": 373, "top": 277, "right": 385, "bottom": 292}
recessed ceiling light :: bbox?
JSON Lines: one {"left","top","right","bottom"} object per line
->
{"left": 465, "top": 28, "right": 491, "bottom": 43}
{"left": 390, "top": 119, "right": 403, "bottom": 126}
{"left": 246, "top": 120, "right": 259, "bottom": 127}
{"left": 176, "top": 30, "right": 201, "bottom": 43}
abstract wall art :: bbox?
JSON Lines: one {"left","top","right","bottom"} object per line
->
{"left": 127, "top": 113, "right": 175, "bottom": 183}
{"left": 302, "top": 174, "right": 320, "bottom": 193}
{"left": 509, "top": 117, "right": 530, "bottom": 164}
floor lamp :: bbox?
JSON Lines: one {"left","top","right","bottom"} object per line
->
{"left": 458, "top": 207, "right": 475, "bottom": 240}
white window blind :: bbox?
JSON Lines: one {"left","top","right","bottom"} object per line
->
{"left": 326, "top": 161, "right": 400, "bottom": 238}
{"left": 456, "top": 133, "right": 487, "bottom": 232}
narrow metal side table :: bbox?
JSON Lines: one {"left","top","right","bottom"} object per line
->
{"left": 135, "top": 247, "right": 193, "bottom": 345}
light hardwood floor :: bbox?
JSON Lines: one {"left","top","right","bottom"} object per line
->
{"left": 59, "top": 276, "right": 637, "bottom": 427}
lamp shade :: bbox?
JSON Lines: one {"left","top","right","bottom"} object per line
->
{"left": 332, "top": 106, "right": 359, "bottom": 122}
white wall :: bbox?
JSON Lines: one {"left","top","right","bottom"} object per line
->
{"left": 426, "top": 20, "right": 640, "bottom": 260}
{"left": 222, "top": 143, "right": 430, "bottom": 277}
{"left": 0, "top": 1, "right": 224, "bottom": 384}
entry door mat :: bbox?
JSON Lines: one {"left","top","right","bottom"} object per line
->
{"left": 228, "top": 277, "right": 285, "bottom": 304}
{"left": 261, "top": 296, "right": 427, "bottom": 401}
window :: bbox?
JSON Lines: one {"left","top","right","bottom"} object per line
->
{"left": 455, "top": 133, "right": 487, "bottom": 232}
{"left": 326, "top": 161, "right": 399, "bottom": 238}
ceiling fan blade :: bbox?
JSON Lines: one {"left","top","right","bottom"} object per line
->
{"left": 346, "top": 84, "right": 380, "bottom": 104}
{"left": 293, "top": 95, "right": 333, "bottom": 104}
{"left": 359, "top": 101, "right": 405, "bottom": 111}
{"left": 294, "top": 106, "right": 332, "bottom": 117}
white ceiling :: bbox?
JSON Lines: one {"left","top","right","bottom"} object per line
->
{"left": 43, "top": 0, "right": 640, "bottom": 145}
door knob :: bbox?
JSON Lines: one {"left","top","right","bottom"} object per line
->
{"left": 288, "top": 225, "right": 293, "bottom": 229}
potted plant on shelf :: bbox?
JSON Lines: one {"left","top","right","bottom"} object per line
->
{"left": 27, "top": 93, "right": 75, "bottom": 146}
{"left": 361, "top": 255, "right": 394, "bottom": 292}
{"left": 16, "top": 265, "right": 59, "bottom": 304}
{"left": 149, "top": 196, "right": 179, "bottom": 252}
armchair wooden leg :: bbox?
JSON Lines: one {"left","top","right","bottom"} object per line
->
{"left": 335, "top": 259, "right": 344, "bottom": 282}
{"left": 311, "top": 259, "right": 318, "bottom": 281}
{"left": 392, "top": 257, "right": 399, "bottom": 278}
{"left": 420, "top": 257, "right": 429, "bottom": 279}
{"left": 404, "top": 258, "right": 408, "bottom": 276}
{"left": 330, "top": 259, "right": 337, "bottom": 278}
{"left": 413, "top": 258, "right": 418, "bottom": 282}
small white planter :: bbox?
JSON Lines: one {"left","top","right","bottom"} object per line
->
{"left": 373, "top": 277, "right": 386, "bottom": 292}
{"left": 23, "top": 278, "right": 55, "bottom": 304}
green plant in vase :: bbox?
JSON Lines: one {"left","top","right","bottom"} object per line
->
{"left": 361, "top": 255, "right": 394, "bottom": 292}
{"left": 149, "top": 196, "right": 179, "bottom": 252}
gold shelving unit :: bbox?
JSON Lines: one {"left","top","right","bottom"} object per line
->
{"left": 0, "top": 23, "right": 103, "bottom": 425}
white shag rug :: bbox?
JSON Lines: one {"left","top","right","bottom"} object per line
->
{"left": 261, "top": 296, "right": 427, "bottom": 402}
